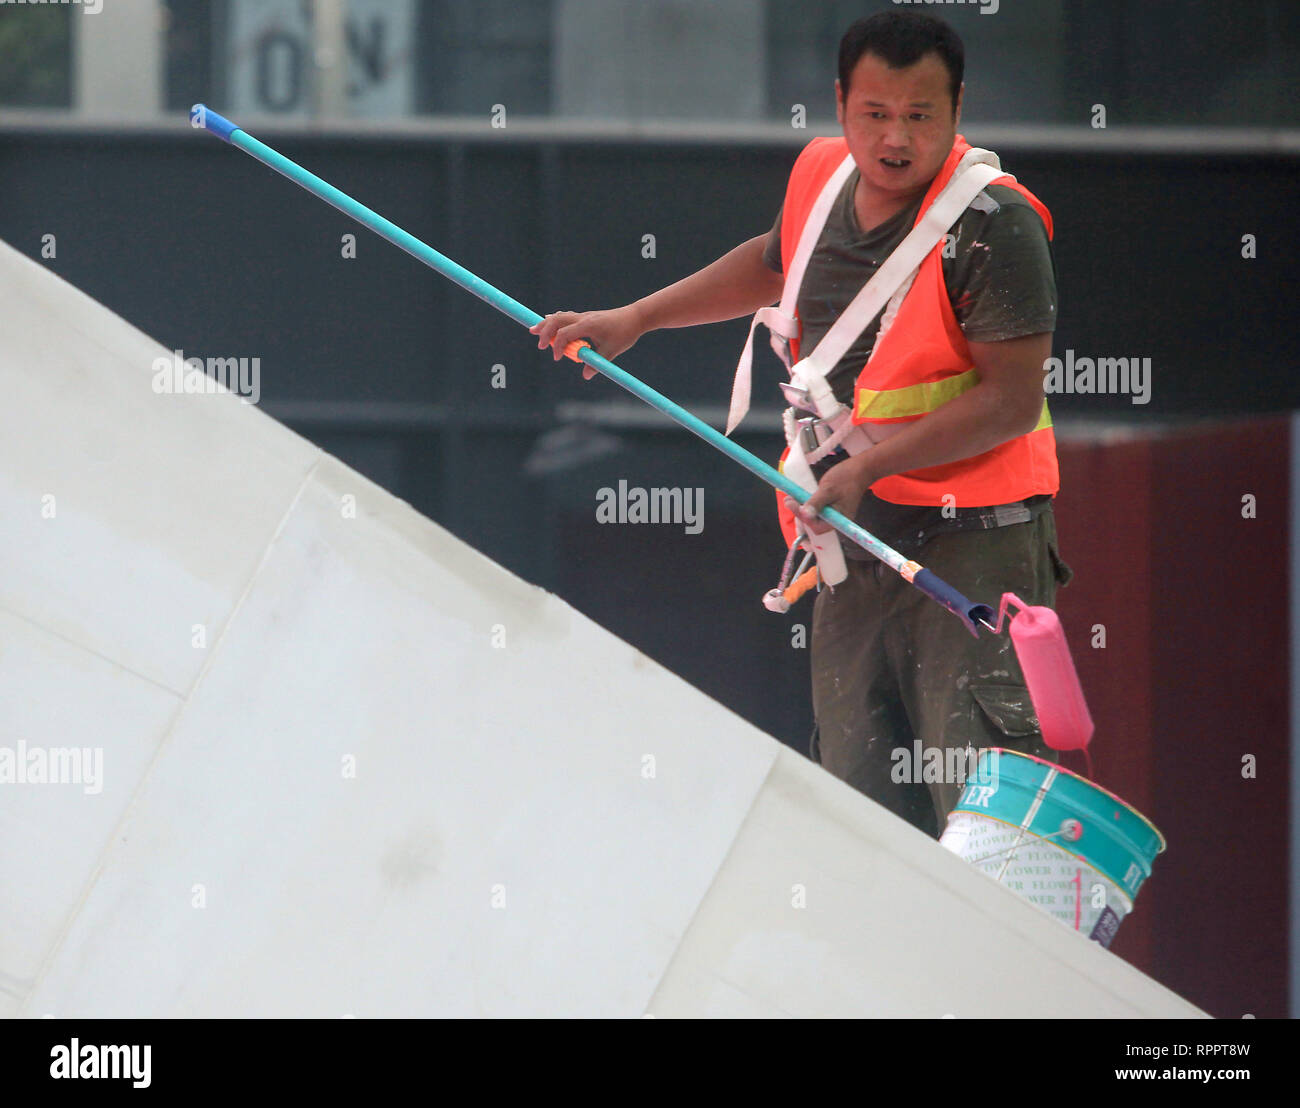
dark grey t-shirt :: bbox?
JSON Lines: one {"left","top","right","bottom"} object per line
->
{"left": 764, "top": 168, "right": 1058, "bottom": 556}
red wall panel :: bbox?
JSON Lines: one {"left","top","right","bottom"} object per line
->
{"left": 1053, "top": 417, "right": 1290, "bottom": 1017}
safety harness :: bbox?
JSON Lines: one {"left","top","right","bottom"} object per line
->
{"left": 728, "top": 146, "right": 1011, "bottom": 610}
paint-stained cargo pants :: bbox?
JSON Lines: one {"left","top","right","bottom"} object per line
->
{"left": 809, "top": 507, "right": 1074, "bottom": 839}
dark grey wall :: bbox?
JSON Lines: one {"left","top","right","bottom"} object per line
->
{"left": 2, "top": 126, "right": 1295, "bottom": 748}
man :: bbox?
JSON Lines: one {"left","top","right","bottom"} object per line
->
{"left": 531, "top": 11, "right": 1071, "bottom": 839}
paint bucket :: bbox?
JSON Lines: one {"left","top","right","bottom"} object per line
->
{"left": 939, "top": 748, "right": 1165, "bottom": 947}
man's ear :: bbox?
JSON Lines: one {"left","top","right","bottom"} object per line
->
{"left": 954, "top": 81, "right": 964, "bottom": 125}
{"left": 835, "top": 78, "right": 845, "bottom": 126}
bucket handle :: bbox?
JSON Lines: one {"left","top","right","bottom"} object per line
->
{"left": 965, "top": 818, "right": 1085, "bottom": 876}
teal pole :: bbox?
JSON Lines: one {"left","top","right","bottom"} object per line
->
{"left": 189, "top": 104, "right": 993, "bottom": 635}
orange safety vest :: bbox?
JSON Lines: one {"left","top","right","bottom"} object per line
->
{"left": 777, "top": 134, "right": 1059, "bottom": 514}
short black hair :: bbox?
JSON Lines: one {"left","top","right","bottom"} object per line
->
{"left": 838, "top": 11, "right": 964, "bottom": 114}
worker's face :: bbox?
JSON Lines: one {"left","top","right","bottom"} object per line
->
{"left": 836, "top": 51, "right": 962, "bottom": 200}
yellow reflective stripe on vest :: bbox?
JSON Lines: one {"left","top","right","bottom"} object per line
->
{"left": 855, "top": 370, "right": 977, "bottom": 419}
{"left": 856, "top": 370, "right": 1053, "bottom": 430}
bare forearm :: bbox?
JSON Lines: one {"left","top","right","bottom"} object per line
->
{"left": 632, "top": 235, "right": 784, "bottom": 333}
{"left": 795, "top": 336, "right": 1051, "bottom": 532}
{"left": 854, "top": 383, "right": 1044, "bottom": 487}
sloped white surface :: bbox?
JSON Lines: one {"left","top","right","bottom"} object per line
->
{"left": 648, "top": 748, "right": 1200, "bottom": 1017}
{"left": 0, "top": 240, "right": 1205, "bottom": 1017}
{"left": 0, "top": 611, "right": 180, "bottom": 1016}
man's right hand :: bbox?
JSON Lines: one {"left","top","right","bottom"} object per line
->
{"left": 529, "top": 306, "right": 644, "bottom": 379}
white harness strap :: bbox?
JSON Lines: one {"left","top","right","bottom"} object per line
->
{"left": 726, "top": 152, "right": 855, "bottom": 436}
{"left": 730, "top": 304, "right": 800, "bottom": 434}
{"left": 779, "top": 438, "right": 850, "bottom": 587}
{"left": 775, "top": 155, "right": 858, "bottom": 351}
{"left": 778, "top": 402, "right": 896, "bottom": 589}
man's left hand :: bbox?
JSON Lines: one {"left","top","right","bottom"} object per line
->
{"left": 785, "top": 454, "right": 877, "bottom": 535}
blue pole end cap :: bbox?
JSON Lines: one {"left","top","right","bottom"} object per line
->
{"left": 190, "top": 104, "right": 239, "bottom": 143}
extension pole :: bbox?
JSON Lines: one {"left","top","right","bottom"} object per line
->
{"left": 190, "top": 104, "right": 994, "bottom": 635}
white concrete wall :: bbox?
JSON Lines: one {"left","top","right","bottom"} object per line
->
{"left": 0, "top": 240, "right": 1203, "bottom": 1018}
